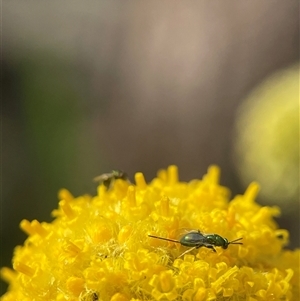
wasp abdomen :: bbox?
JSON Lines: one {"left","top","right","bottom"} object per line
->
{"left": 180, "top": 231, "right": 205, "bottom": 247}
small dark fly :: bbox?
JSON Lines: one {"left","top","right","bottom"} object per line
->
{"left": 93, "top": 170, "right": 129, "bottom": 189}
{"left": 148, "top": 230, "right": 243, "bottom": 258}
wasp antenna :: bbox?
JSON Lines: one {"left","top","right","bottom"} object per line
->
{"left": 229, "top": 237, "right": 243, "bottom": 245}
{"left": 148, "top": 234, "right": 181, "bottom": 244}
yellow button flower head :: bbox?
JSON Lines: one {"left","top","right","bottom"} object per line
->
{"left": 234, "top": 64, "right": 299, "bottom": 211}
{"left": 1, "top": 166, "right": 299, "bottom": 301}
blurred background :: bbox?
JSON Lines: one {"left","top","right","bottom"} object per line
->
{"left": 1, "top": 0, "right": 299, "bottom": 295}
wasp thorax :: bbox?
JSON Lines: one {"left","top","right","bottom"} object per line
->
{"left": 205, "top": 234, "right": 228, "bottom": 248}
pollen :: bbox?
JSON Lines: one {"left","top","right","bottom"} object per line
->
{"left": 1, "top": 166, "right": 299, "bottom": 301}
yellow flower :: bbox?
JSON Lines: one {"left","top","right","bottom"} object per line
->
{"left": 1, "top": 166, "right": 299, "bottom": 301}
{"left": 234, "top": 64, "right": 299, "bottom": 210}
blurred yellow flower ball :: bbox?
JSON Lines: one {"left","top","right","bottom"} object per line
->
{"left": 234, "top": 64, "right": 299, "bottom": 211}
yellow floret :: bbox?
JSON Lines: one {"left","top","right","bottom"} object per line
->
{"left": 1, "top": 165, "right": 299, "bottom": 301}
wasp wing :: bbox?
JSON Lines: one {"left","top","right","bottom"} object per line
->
{"left": 174, "top": 228, "right": 205, "bottom": 240}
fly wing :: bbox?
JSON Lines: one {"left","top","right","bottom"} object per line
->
{"left": 112, "top": 170, "right": 129, "bottom": 181}
{"left": 93, "top": 173, "right": 111, "bottom": 182}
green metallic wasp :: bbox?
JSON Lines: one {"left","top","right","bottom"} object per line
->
{"left": 148, "top": 230, "right": 243, "bottom": 258}
{"left": 93, "top": 170, "right": 129, "bottom": 189}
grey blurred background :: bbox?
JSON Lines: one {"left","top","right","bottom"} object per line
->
{"left": 1, "top": 0, "right": 299, "bottom": 295}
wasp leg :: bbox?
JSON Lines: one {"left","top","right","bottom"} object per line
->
{"left": 177, "top": 247, "right": 197, "bottom": 259}
{"left": 203, "top": 244, "right": 217, "bottom": 252}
